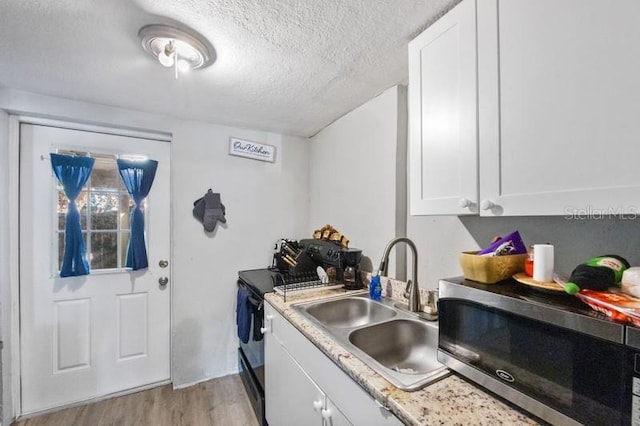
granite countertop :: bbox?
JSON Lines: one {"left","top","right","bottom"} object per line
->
{"left": 264, "top": 279, "right": 541, "bottom": 426}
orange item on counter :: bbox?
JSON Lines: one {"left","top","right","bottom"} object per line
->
{"left": 524, "top": 259, "right": 534, "bottom": 277}
{"left": 524, "top": 246, "right": 534, "bottom": 277}
{"left": 576, "top": 289, "right": 640, "bottom": 327}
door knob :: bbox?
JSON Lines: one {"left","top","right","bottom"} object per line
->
{"left": 158, "top": 277, "right": 169, "bottom": 287}
{"left": 159, "top": 260, "right": 169, "bottom": 268}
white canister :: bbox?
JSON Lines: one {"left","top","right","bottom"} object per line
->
{"left": 533, "top": 244, "right": 554, "bottom": 282}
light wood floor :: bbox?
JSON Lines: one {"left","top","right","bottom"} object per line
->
{"left": 13, "top": 374, "right": 260, "bottom": 426}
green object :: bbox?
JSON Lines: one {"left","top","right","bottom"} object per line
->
{"left": 565, "top": 255, "right": 630, "bottom": 294}
{"left": 563, "top": 282, "right": 580, "bottom": 295}
{"left": 583, "top": 256, "right": 628, "bottom": 282}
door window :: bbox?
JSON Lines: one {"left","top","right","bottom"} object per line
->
{"left": 56, "top": 150, "right": 145, "bottom": 271}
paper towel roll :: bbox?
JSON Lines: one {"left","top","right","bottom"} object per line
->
{"left": 533, "top": 244, "right": 554, "bottom": 282}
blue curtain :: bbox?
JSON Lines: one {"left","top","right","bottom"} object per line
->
{"left": 117, "top": 159, "right": 158, "bottom": 270}
{"left": 50, "top": 153, "right": 95, "bottom": 277}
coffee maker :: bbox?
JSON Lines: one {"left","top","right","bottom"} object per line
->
{"left": 341, "top": 248, "right": 363, "bottom": 290}
{"left": 298, "top": 239, "right": 364, "bottom": 289}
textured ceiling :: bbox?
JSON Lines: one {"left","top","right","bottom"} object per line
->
{"left": 0, "top": 0, "right": 459, "bottom": 137}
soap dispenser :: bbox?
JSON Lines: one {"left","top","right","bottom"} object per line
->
{"left": 370, "top": 275, "right": 382, "bottom": 301}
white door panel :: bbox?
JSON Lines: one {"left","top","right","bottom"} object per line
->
{"left": 20, "top": 124, "right": 171, "bottom": 414}
{"left": 408, "top": 0, "right": 478, "bottom": 215}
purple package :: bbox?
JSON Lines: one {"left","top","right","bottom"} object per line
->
{"left": 477, "top": 230, "right": 527, "bottom": 256}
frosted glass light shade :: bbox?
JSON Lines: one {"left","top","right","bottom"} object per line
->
{"left": 138, "top": 24, "right": 215, "bottom": 71}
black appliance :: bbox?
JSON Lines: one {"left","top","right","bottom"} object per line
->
{"left": 438, "top": 277, "right": 640, "bottom": 426}
{"left": 298, "top": 238, "right": 363, "bottom": 285}
{"left": 341, "top": 248, "right": 363, "bottom": 290}
{"left": 237, "top": 268, "right": 279, "bottom": 426}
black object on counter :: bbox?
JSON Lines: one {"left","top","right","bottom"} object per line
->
{"left": 565, "top": 254, "right": 630, "bottom": 294}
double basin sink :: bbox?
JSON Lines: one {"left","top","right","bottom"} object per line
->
{"left": 292, "top": 294, "right": 450, "bottom": 391}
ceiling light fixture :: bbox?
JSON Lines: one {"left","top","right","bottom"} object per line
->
{"left": 139, "top": 24, "right": 215, "bottom": 79}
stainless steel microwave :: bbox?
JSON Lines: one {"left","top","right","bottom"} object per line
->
{"left": 438, "top": 277, "right": 640, "bottom": 426}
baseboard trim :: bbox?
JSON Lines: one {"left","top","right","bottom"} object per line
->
{"left": 16, "top": 379, "right": 172, "bottom": 421}
{"left": 173, "top": 370, "right": 241, "bottom": 390}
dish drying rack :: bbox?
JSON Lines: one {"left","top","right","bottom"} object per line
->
{"left": 271, "top": 238, "right": 344, "bottom": 301}
{"left": 272, "top": 271, "right": 343, "bottom": 301}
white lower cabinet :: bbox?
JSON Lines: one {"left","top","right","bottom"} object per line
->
{"left": 265, "top": 323, "right": 350, "bottom": 426}
{"left": 264, "top": 301, "right": 402, "bottom": 426}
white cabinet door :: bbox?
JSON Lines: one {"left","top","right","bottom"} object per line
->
{"left": 265, "top": 314, "right": 325, "bottom": 425}
{"left": 265, "top": 304, "right": 352, "bottom": 426}
{"left": 478, "top": 0, "right": 640, "bottom": 216}
{"left": 324, "top": 398, "right": 352, "bottom": 426}
{"left": 408, "top": 0, "right": 478, "bottom": 215}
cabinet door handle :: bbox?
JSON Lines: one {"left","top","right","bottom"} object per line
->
{"left": 321, "top": 408, "right": 332, "bottom": 420}
{"left": 459, "top": 197, "right": 474, "bottom": 208}
{"left": 260, "top": 314, "right": 274, "bottom": 334}
{"left": 480, "top": 199, "right": 495, "bottom": 210}
{"left": 312, "top": 400, "right": 323, "bottom": 412}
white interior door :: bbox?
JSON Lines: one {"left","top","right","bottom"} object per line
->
{"left": 19, "top": 123, "right": 171, "bottom": 414}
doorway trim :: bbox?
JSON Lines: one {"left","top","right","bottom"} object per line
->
{"left": 5, "top": 114, "right": 172, "bottom": 421}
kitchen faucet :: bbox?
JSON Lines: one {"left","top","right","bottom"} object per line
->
{"left": 377, "top": 237, "right": 422, "bottom": 313}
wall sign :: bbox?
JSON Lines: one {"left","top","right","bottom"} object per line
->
{"left": 228, "top": 137, "right": 276, "bottom": 163}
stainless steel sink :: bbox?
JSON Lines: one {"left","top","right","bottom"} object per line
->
{"left": 303, "top": 296, "right": 397, "bottom": 328}
{"left": 292, "top": 294, "right": 450, "bottom": 391}
{"left": 349, "top": 319, "right": 441, "bottom": 374}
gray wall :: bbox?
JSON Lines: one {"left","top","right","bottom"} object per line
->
{"left": 309, "top": 86, "right": 407, "bottom": 278}
{"left": 409, "top": 213, "right": 640, "bottom": 290}
{"left": 171, "top": 121, "right": 310, "bottom": 384}
{"left": 460, "top": 215, "right": 640, "bottom": 277}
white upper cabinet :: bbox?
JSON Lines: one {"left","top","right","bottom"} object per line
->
{"left": 410, "top": 0, "right": 640, "bottom": 216}
{"left": 479, "top": 0, "right": 640, "bottom": 216}
{"left": 408, "top": 0, "right": 478, "bottom": 215}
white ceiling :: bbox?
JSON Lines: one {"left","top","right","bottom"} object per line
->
{"left": 0, "top": 0, "right": 459, "bottom": 137}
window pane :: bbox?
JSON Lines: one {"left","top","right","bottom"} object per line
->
{"left": 58, "top": 149, "right": 87, "bottom": 157}
{"left": 78, "top": 191, "right": 88, "bottom": 230}
{"left": 120, "top": 231, "right": 130, "bottom": 267}
{"left": 90, "top": 232, "right": 118, "bottom": 269}
{"left": 90, "top": 153, "right": 122, "bottom": 191}
{"left": 91, "top": 192, "right": 119, "bottom": 230}
{"left": 120, "top": 194, "right": 133, "bottom": 230}
{"left": 57, "top": 191, "right": 66, "bottom": 230}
